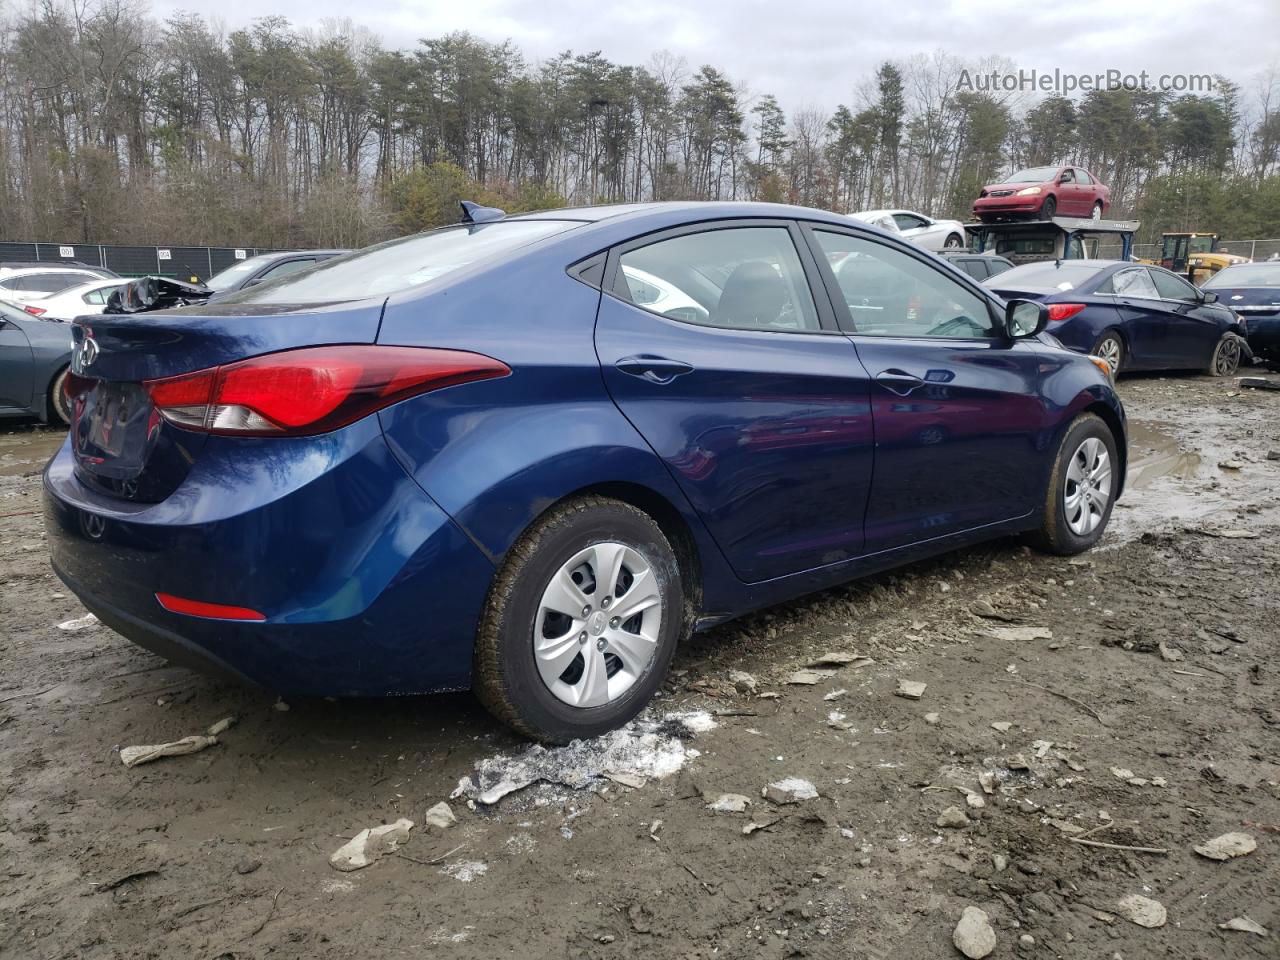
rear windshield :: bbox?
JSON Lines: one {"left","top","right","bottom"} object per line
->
{"left": 1203, "top": 263, "right": 1280, "bottom": 288}
{"left": 983, "top": 261, "right": 1103, "bottom": 292}
{"left": 219, "top": 220, "right": 579, "bottom": 304}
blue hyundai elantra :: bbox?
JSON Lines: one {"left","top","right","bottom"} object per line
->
{"left": 45, "top": 201, "right": 1126, "bottom": 742}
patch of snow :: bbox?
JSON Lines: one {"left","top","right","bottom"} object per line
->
{"left": 440, "top": 860, "right": 488, "bottom": 883}
{"left": 451, "top": 710, "right": 716, "bottom": 805}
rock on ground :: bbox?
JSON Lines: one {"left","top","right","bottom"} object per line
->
{"left": 952, "top": 906, "right": 997, "bottom": 958}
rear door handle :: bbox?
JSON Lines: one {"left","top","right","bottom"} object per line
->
{"left": 615, "top": 355, "right": 694, "bottom": 385}
{"left": 875, "top": 368, "right": 925, "bottom": 395}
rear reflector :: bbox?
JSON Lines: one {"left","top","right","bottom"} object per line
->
{"left": 1046, "top": 303, "right": 1087, "bottom": 323}
{"left": 142, "top": 345, "right": 510, "bottom": 437}
{"left": 23, "top": 305, "right": 46, "bottom": 317}
{"left": 156, "top": 592, "right": 266, "bottom": 621}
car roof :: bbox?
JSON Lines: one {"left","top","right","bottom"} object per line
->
{"left": 509, "top": 200, "right": 868, "bottom": 229}
{"left": 0, "top": 266, "right": 104, "bottom": 277}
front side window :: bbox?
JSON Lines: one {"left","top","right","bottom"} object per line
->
{"left": 615, "top": 227, "right": 820, "bottom": 332}
{"left": 258, "top": 258, "right": 315, "bottom": 281}
{"left": 1150, "top": 269, "right": 1198, "bottom": 301}
{"left": 815, "top": 231, "right": 996, "bottom": 338}
{"left": 1059, "top": 169, "right": 1076, "bottom": 183}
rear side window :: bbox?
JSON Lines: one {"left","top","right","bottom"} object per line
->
{"left": 222, "top": 221, "right": 577, "bottom": 304}
{"left": 615, "top": 227, "right": 820, "bottom": 332}
{"left": 1100, "top": 268, "right": 1160, "bottom": 299}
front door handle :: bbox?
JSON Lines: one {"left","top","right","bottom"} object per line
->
{"left": 875, "top": 368, "right": 925, "bottom": 395}
{"left": 616, "top": 355, "right": 695, "bottom": 385}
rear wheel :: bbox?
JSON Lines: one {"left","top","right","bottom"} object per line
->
{"left": 1027, "top": 414, "right": 1119, "bottom": 555}
{"left": 473, "top": 496, "right": 684, "bottom": 743}
{"left": 943, "top": 233, "right": 963, "bottom": 249}
{"left": 1092, "top": 331, "right": 1124, "bottom": 374}
{"left": 1206, "top": 332, "right": 1243, "bottom": 377}
{"left": 48, "top": 367, "right": 72, "bottom": 426}
{"left": 1040, "top": 196, "right": 1057, "bottom": 219}
{"left": 1091, "top": 202, "right": 1103, "bottom": 220}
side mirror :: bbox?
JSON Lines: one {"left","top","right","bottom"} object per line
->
{"left": 1005, "top": 299, "right": 1049, "bottom": 338}
{"left": 1202, "top": 291, "right": 1218, "bottom": 303}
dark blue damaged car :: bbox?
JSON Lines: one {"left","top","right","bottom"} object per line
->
{"left": 1200, "top": 261, "right": 1280, "bottom": 368}
{"left": 45, "top": 201, "right": 1126, "bottom": 742}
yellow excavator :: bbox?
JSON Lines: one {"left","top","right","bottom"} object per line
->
{"left": 1138, "top": 232, "right": 1250, "bottom": 285}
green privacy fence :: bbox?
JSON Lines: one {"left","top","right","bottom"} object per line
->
{"left": 0, "top": 242, "right": 283, "bottom": 283}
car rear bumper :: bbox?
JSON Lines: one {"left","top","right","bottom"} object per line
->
{"left": 43, "top": 421, "right": 496, "bottom": 696}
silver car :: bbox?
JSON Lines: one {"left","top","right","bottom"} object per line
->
{"left": 851, "top": 209, "right": 967, "bottom": 251}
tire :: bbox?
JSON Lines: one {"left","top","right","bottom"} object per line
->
{"left": 943, "top": 233, "right": 963, "bottom": 249}
{"left": 1026, "top": 413, "right": 1119, "bottom": 555}
{"left": 1040, "top": 195, "right": 1057, "bottom": 219}
{"left": 1091, "top": 330, "right": 1124, "bottom": 374}
{"left": 473, "top": 496, "right": 684, "bottom": 743}
{"left": 1205, "top": 332, "right": 1243, "bottom": 377}
{"left": 48, "top": 367, "right": 72, "bottom": 426}
{"left": 1091, "top": 202, "right": 1103, "bottom": 220}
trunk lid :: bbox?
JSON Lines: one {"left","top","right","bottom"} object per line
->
{"left": 69, "top": 300, "right": 385, "bottom": 502}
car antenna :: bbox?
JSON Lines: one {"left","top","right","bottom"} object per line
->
{"left": 460, "top": 200, "right": 507, "bottom": 224}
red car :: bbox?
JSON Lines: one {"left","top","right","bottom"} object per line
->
{"left": 973, "top": 165, "right": 1110, "bottom": 222}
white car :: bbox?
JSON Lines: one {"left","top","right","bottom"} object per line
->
{"left": 19, "top": 278, "right": 129, "bottom": 320}
{"left": 851, "top": 210, "right": 967, "bottom": 252}
{"left": 0, "top": 267, "right": 116, "bottom": 303}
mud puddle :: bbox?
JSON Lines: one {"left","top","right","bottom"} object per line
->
{"left": 0, "top": 427, "right": 65, "bottom": 477}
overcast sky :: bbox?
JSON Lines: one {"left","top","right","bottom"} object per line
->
{"left": 149, "top": 0, "right": 1279, "bottom": 113}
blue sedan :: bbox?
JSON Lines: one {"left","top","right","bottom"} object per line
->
{"left": 0, "top": 300, "right": 74, "bottom": 424}
{"left": 985, "top": 259, "right": 1248, "bottom": 375}
{"left": 45, "top": 202, "right": 1125, "bottom": 742}
{"left": 1200, "top": 261, "right": 1280, "bottom": 369}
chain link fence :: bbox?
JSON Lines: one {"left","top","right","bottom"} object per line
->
{"left": 0, "top": 242, "right": 282, "bottom": 283}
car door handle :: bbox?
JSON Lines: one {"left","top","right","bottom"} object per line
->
{"left": 615, "top": 355, "right": 695, "bottom": 385}
{"left": 875, "top": 368, "right": 925, "bottom": 395}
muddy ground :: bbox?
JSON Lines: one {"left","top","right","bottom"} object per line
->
{"left": 1, "top": 373, "right": 1278, "bottom": 960}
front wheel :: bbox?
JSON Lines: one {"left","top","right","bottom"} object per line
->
{"left": 1040, "top": 196, "right": 1057, "bottom": 219}
{"left": 1026, "top": 414, "right": 1119, "bottom": 555}
{"left": 1206, "top": 332, "right": 1243, "bottom": 377}
{"left": 473, "top": 496, "right": 684, "bottom": 743}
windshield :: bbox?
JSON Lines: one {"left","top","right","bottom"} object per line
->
{"left": 219, "top": 220, "right": 579, "bottom": 305}
{"left": 204, "top": 255, "right": 279, "bottom": 292}
{"left": 983, "top": 261, "right": 1103, "bottom": 292}
{"left": 1002, "top": 166, "right": 1060, "bottom": 183}
{"left": 1203, "top": 263, "right": 1280, "bottom": 288}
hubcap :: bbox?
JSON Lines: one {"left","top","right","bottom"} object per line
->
{"left": 1064, "top": 437, "right": 1112, "bottom": 536}
{"left": 1097, "top": 337, "right": 1121, "bottom": 372}
{"left": 1215, "top": 337, "right": 1240, "bottom": 375}
{"left": 1092, "top": 204, "right": 1102, "bottom": 220}
{"left": 534, "top": 541, "right": 662, "bottom": 708}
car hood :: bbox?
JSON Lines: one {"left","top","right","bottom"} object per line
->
{"left": 1209, "top": 287, "right": 1280, "bottom": 307}
{"left": 982, "top": 180, "right": 1048, "bottom": 194}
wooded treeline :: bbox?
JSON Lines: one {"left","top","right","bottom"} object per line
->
{"left": 3, "top": 0, "right": 1280, "bottom": 248}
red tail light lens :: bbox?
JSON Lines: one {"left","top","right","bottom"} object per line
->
{"left": 143, "top": 345, "right": 509, "bottom": 437}
{"left": 23, "top": 305, "right": 46, "bottom": 317}
{"left": 156, "top": 592, "right": 266, "bottom": 621}
{"left": 1046, "top": 303, "right": 1087, "bottom": 324}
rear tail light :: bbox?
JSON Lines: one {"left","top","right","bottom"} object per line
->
{"left": 23, "top": 305, "right": 46, "bottom": 316}
{"left": 1046, "top": 303, "right": 1086, "bottom": 324}
{"left": 142, "top": 345, "right": 510, "bottom": 437}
